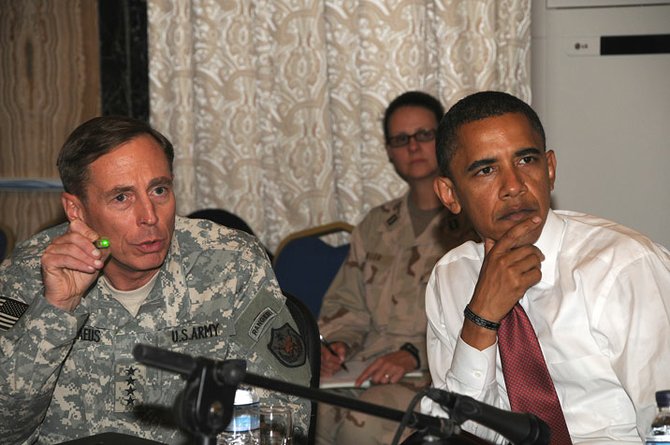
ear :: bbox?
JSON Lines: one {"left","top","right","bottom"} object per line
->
{"left": 434, "top": 176, "right": 462, "bottom": 214}
{"left": 61, "top": 192, "right": 86, "bottom": 223}
{"left": 546, "top": 149, "right": 557, "bottom": 191}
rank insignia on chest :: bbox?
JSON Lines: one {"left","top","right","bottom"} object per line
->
{"left": 267, "top": 323, "right": 306, "bottom": 368}
{"left": 386, "top": 214, "right": 398, "bottom": 227}
{"left": 114, "top": 362, "right": 146, "bottom": 412}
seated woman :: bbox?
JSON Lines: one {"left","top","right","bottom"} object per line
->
{"left": 316, "top": 91, "right": 478, "bottom": 445}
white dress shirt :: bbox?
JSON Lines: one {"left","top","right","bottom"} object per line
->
{"left": 422, "top": 210, "right": 670, "bottom": 444}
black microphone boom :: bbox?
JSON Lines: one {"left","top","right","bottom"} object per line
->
{"left": 425, "top": 389, "right": 550, "bottom": 445}
{"left": 132, "top": 344, "right": 476, "bottom": 444}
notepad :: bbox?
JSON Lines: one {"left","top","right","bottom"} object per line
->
{"left": 320, "top": 358, "right": 423, "bottom": 389}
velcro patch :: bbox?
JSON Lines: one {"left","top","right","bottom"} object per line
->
{"left": 114, "top": 362, "right": 146, "bottom": 412}
{"left": 249, "top": 307, "right": 277, "bottom": 341}
{"left": 267, "top": 323, "right": 306, "bottom": 368}
{"left": 386, "top": 214, "right": 398, "bottom": 227}
{"left": 0, "top": 296, "right": 28, "bottom": 331}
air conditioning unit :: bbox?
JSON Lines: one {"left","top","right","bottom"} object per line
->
{"left": 531, "top": 0, "right": 670, "bottom": 247}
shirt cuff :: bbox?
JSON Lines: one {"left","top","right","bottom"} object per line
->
{"left": 450, "top": 336, "right": 497, "bottom": 390}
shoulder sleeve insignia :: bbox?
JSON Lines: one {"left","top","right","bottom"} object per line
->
{"left": 249, "top": 307, "right": 277, "bottom": 341}
{"left": 267, "top": 323, "right": 306, "bottom": 368}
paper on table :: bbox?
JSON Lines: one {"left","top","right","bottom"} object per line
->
{"left": 320, "top": 358, "right": 423, "bottom": 389}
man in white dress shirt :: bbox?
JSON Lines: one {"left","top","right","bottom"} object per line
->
{"left": 422, "top": 90, "right": 670, "bottom": 444}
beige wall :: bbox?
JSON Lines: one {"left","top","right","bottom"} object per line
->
{"left": 0, "top": 0, "right": 100, "bottom": 253}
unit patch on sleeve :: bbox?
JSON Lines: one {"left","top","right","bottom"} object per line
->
{"left": 267, "top": 323, "right": 306, "bottom": 368}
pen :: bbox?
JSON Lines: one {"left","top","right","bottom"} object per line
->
{"left": 320, "top": 334, "right": 348, "bottom": 371}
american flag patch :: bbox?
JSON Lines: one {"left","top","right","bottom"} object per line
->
{"left": 0, "top": 297, "right": 28, "bottom": 331}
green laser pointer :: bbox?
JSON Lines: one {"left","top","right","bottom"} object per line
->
{"left": 94, "top": 237, "right": 110, "bottom": 249}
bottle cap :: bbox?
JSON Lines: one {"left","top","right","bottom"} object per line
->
{"left": 656, "top": 390, "right": 670, "bottom": 407}
{"left": 234, "top": 387, "right": 258, "bottom": 405}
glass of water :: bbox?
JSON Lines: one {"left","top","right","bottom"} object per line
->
{"left": 259, "top": 404, "right": 292, "bottom": 445}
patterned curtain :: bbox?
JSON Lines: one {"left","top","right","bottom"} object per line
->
{"left": 147, "top": 0, "right": 530, "bottom": 252}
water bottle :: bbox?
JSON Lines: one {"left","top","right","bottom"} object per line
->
{"left": 646, "top": 390, "right": 670, "bottom": 444}
{"left": 217, "top": 386, "right": 260, "bottom": 445}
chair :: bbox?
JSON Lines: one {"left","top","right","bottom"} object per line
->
{"left": 187, "top": 208, "right": 273, "bottom": 261}
{"left": 0, "top": 223, "right": 14, "bottom": 262}
{"left": 273, "top": 222, "right": 353, "bottom": 317}
{"left": 283, "top": 290, "right": 321, "bottom": 445}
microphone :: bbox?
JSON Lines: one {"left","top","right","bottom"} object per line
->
{"left": 425, "top": 388, "right": 550, "bottom": 445}
{"left": 133, "top": 343, "right": 198, "bottom": 377}
{"left": 132, "top": 344, "right": 469, "bottom": 444}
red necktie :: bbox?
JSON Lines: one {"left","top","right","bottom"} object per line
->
{"left": 498, "top": 304, "right": 572, "bottom": 445}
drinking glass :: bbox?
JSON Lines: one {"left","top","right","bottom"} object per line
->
{"left": 259, "top": 404, "right": 292, "bottom": 445}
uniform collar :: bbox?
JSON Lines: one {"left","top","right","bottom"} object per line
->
{"left": 378, "top": 193, "right": 447, "bottom": 245}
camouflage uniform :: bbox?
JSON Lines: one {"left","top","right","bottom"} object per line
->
{"left": 316, "top": 194, "right": 476, "bottom": 445}
{"left": 0, "top": 216, "right": 310, "bottom": 445}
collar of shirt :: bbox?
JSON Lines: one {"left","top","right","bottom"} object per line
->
{"left": 534, "top": 209, "right": 566, "bottom": 289}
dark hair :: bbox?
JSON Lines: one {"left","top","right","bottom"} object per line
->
{"left": 57, "top": 115, "right": 174, "bottom": 198}
{"left": 436, "top": 91, "right": 546, "bottom": 178}
{"left": 383, "top": 91, "right": 445, "bottom": 142}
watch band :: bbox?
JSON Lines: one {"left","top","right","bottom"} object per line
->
{"left": 463, "top": 305, "right": 501, "bottom": 331}
{"left": 400, "top": 342, "right": 420, "bottom": 369}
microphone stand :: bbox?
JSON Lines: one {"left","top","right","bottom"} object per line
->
{"left": 132, "top": 344, "right": 488, "bottom": 445}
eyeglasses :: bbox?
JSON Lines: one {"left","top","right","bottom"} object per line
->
{"left": 387, "top": 128, "right": 436, "bottom": 148}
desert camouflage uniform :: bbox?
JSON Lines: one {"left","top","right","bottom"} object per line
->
{"left": 317, "top": 194, "right": 477, "bottom": 445}
{"left": 0, "top": 216, "right": 310, "bottom": 445}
